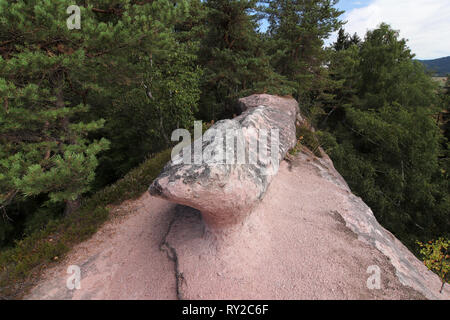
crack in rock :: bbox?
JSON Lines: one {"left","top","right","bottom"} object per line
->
{"left": 159, "top": 212, "right": 186, "bottom": 300}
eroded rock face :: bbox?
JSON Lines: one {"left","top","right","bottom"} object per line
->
{"left": 149, "top": 95, "right": 299, "bottom": 230}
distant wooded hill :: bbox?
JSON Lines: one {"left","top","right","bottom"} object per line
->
{"left": 419, "top": 56, "right": 450, "bottom": 76}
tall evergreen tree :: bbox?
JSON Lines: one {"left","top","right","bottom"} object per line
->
{"left": 358, "top": 23, "right": 435, "bottom": 110}
{"left": 438, "top": 78, "right": 450, "bottom": 191}
{"left": 262, "top": 0, "right": 343, "bottom": 110}
{"left": 320, "top": 24, "right": 449, "bottom": 250}
{"left": 334, "top": 28, "right": 361, "bottom": 51}
{"left": 443, "top": 78, "right": 450, "bottom": 142}
{"left": 0, "top": 0, "right": 111, "bottom": 217}
{"left": 198, "top": 0, "right": 290, "bottom": 121}
{"left": 0, "top": 0, "right": 196, "bottom": 244}
{"left": 85, "top": 0, "right": 202, "bottom": 184}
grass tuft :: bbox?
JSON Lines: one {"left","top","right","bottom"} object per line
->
{"left": 290, "top": 123, "right": 323, "bottom": 158}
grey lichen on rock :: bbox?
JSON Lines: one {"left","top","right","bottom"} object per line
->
{"left": 149, "top": 94, "right": 299, "bottom": 231}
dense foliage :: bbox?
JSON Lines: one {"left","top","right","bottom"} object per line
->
{"left": 0, "top": 0, "right": 448, "bottom": 280}
{"left": 316, "top": 24, "right": 449, "bottom": 250}
{"left": 417, "top": 238, "right": 449, "bottom": 293}
{"left": 0, "top": 0, "right": 198, "bottom": 245}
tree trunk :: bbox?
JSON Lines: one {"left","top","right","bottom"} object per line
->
{"left": 55, "top": 72, "right": 81, "bottom": 217}
{"left": 64, "top": 197, "right": 81, "bottom": 216}
{"left": 159, "top": 113, "right": 170, "bottom": 146}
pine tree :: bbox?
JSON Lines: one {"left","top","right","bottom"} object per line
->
{"left": 0, "top": 0, "right": 110, "bottom": 216}
{"left": 174, "top": 0, "right": 208, "bottom": 44}
{"left": 98, "top": 41, "right": 202, "bottom": 181}
{"left": 0, "top": 0, "right": 192, "bottom": 217}
{"left": 320, "top": 24, "right": 449, "bottom": 250}
{"left": 83, "top": 0, "right": 202, "bottom": 184}
{"left": 198, "top": 0, "right": 290, "bottom": 121}
{"left": 0, "top": 0, "right": 203, "bottom": 245}
{"left": 261, "top": 0, "right": 343, "bottom": 110}
{"left": 334, "top": 28, "right": 348, "bottom": 51}
{"left": 350, "top": 33, "right": 361, "bottom": 46}
{"left": 438, "top": 78, "right": 450, "bottom": 194}
{"left": 334, "top": 28, "right": 361, "bottom": 51}
{"left": 320, "top": 41, "right": 361, "bottom": 128}
{"left": 357, "top": 23, "right": 435, "bottom": 109}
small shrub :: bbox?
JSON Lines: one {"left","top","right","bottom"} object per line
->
{"left": 417, "top": 238, "right": 449, "bottom": 293}
{"left": 292, "top": 125, "right": 323, "bottom": 158}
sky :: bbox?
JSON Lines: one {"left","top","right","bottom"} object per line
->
{"left": 331, "top": 0, "right": 450, "bottom": 60}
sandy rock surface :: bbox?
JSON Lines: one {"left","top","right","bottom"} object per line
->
{"left": 25, "top": 150, "right": 449, "bottom": 300}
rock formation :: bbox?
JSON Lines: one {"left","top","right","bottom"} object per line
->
{"left": 25, "top": 94, "right": 450, "bottom": 300}
{"left": 149, "top": 95, "right": 299, "bottom": 231}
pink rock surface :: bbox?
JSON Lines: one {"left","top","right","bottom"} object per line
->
{"left": 25, "top": 197, "right": 178, "bottom": 300}
{"left": 25, "top": 150, "right": 449, "bottom": 300}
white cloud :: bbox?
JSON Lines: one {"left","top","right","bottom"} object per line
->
{"left": 334, "top": 0, "right": 450, "bottom": 59}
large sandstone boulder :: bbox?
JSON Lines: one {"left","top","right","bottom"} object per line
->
{"left": 149, "top": 95, "right": 299, "bottom": 230}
